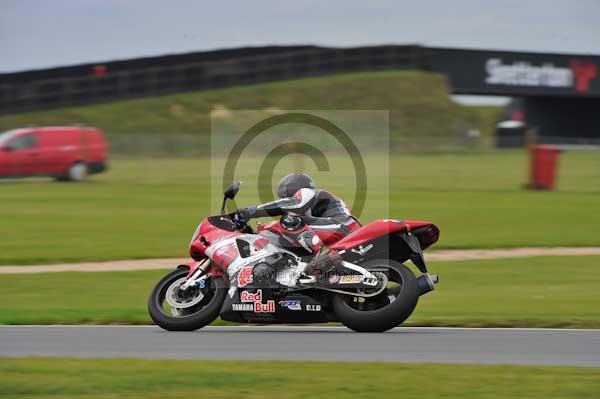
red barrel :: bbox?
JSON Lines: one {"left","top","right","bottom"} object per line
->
{"left": 529, "top": 145, "right": 560, "bottom": 190}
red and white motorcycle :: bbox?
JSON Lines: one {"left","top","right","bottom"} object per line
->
{"left": 148, "top": 182, "right": 439, "bottom": 332}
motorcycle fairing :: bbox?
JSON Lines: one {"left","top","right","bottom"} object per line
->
{"left": 206, "top": 234, "right": 287, "bottom": 282}
{"left": 220, "top": 282, "right": 329, "bottom": 324}
{"left": 189, "top": 216, "right": 241, "bottom": 260}
{"left": 331, "top": 219, "right": 440, "bottom": 273}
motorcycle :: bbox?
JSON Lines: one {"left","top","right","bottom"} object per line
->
{"left": 148, "top": 182, "right": 440, "bottom": 332}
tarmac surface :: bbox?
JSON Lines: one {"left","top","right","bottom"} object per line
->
{"left": 2, "top": 325, "right": 599, "bottom": 366}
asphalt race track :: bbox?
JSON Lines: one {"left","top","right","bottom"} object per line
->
{"left": 1, "top": 326, "right": 599, "bottom": 366}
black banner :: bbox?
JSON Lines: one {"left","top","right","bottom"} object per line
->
{"left": 428, "top": 47, "right": 600, "bottom": 98}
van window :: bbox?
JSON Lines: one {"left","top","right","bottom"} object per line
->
{"left": 0, "top": 130, "right": 18, "bottom": 146}
{"left": 8, "top": 134, "right": 37, "bottom": 150}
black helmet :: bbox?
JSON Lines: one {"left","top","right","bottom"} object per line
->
{"left": 277, "top": 173, "right": 315, "bottom": 198}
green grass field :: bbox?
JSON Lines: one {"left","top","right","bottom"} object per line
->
{"left": 1, "top": 151, "right": 599, "bottom": 265}
{"left": 1, "top": 358, "right": 598, "bottom": 399}
{"left": 2, "top": 255, "right": 599, "bottom": 327}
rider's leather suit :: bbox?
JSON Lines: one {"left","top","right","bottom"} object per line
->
{"left": 241, "top": 188, "right": 360, "bottom": 273}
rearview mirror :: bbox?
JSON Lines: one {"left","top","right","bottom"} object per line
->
{"left": 224, "top": 181, "right": 241, "bottom": 200}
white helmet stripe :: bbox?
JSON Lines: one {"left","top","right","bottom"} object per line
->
{"left": 280, "top": 188, "right": 316, "bottom": 209}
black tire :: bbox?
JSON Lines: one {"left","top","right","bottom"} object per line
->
{"left": 148, "top": 268, "right": 227, "bottom": 331}
{"left": 332, "top": 260, "right": 419, "bottom": 332}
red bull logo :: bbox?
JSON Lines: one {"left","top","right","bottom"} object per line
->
{"left": 239, "top": 289, "right": 275, "bottom": 313}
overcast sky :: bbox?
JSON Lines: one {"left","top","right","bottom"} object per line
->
{"left": 1, "top": 0, "right": 599, "bottom": 73}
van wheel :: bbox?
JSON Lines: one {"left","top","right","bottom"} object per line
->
{"left": 67, "top": 162, "right": 88, "bottom": 182}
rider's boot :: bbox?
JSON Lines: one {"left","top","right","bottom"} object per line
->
{"left": 304, "top": 247, "right": 343, "bottom": 282}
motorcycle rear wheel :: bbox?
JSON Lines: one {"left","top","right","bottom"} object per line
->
{"left": 148, "top": 268, "right": 227, "bottom": 331}
{"left": 332, "top": 259, "right": 418, "bottom": 332}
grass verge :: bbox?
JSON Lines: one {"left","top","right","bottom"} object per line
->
{"left": 1, "top": 358, "right": 599, "bottom": 399}
{"left": 1, "top": 152, "right": 599, "bottom": 265}
{"left": 1, "top": 256, "right": 599, "bottom": 327}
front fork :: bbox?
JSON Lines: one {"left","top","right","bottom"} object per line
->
{"left": 179, "top": 259, "right": 211, "bottom": 291}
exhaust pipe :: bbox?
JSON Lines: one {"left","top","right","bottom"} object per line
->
{"left": 417, "top": 273, "right": 439, "bottom": 296}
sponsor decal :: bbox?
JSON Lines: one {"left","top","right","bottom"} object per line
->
{"left": 279, "top": 299, "right": 302, "bottom": 311}
{"left": 485, "top": 57, "right": 598, "bottom": 93}
{"left": 254, "top": 300, "right": 275, "bottom": 313}
{"left": 237, "top": 266, "right": 254, "bottom": 287}
{"left": 241, "top": 289, "right": 263, "bottom": 303}
{"left": 236, "top": 289, "right": 276, "bottom": 313}
{"left": 339, "top": 274, "right": 363, "bottom": 284}
{"left": 306, "top": 304, "right": 322, "bottom": 312}
{"left": 232, "top": 303, "right": 253, "bottom": 311}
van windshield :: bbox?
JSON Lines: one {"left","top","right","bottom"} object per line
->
{"left": 0, "top": 130, "right": 18, "bottom": 147}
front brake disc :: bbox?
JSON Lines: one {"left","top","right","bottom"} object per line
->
{"left": 165, "top": 277, "right": 205, "bottom": 309}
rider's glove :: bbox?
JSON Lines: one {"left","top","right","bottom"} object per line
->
{"left": 233, "top": 207, "right": 255, "bottom": 227}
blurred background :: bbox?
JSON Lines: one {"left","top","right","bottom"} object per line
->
{"left": 1, "top": 1, "right": 599, "bottom": 397}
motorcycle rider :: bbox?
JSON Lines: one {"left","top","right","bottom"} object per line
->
{"left": 233, "top": 172, "right": 360, "bottom": 277}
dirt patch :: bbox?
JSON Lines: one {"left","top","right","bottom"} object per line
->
{"left": 2, "top": 247, "right": 600, "bottom": 274}
{"left": 0, "top": 258, "right": 189, "bottom": 274}
{"left": 426, "top": 247, "right": 600, "bottom": 261}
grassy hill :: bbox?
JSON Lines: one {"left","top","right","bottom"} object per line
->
{"left": 0, "top": 71, "right": 502, "bottom": 154}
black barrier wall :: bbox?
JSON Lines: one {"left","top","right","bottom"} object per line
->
{"left": 0, "top": 45, "right": 424, "bottom": 114}
{"left": 2, "top": 45, "right": 599, "bottom": 141}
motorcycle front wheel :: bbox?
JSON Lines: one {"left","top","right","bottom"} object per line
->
{"left": 332, "top": 259, "right": 419, "bottom": 332}
{"left": 148, "top": 268, "right": 227, "bottom": 331}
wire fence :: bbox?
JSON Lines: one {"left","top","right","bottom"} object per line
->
{"left": 103, "top": 131, "right": 500, "bottom": 157}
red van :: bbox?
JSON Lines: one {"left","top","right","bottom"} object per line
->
{"left": 0, "top": 126, "right": 108, "bottom": 181}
